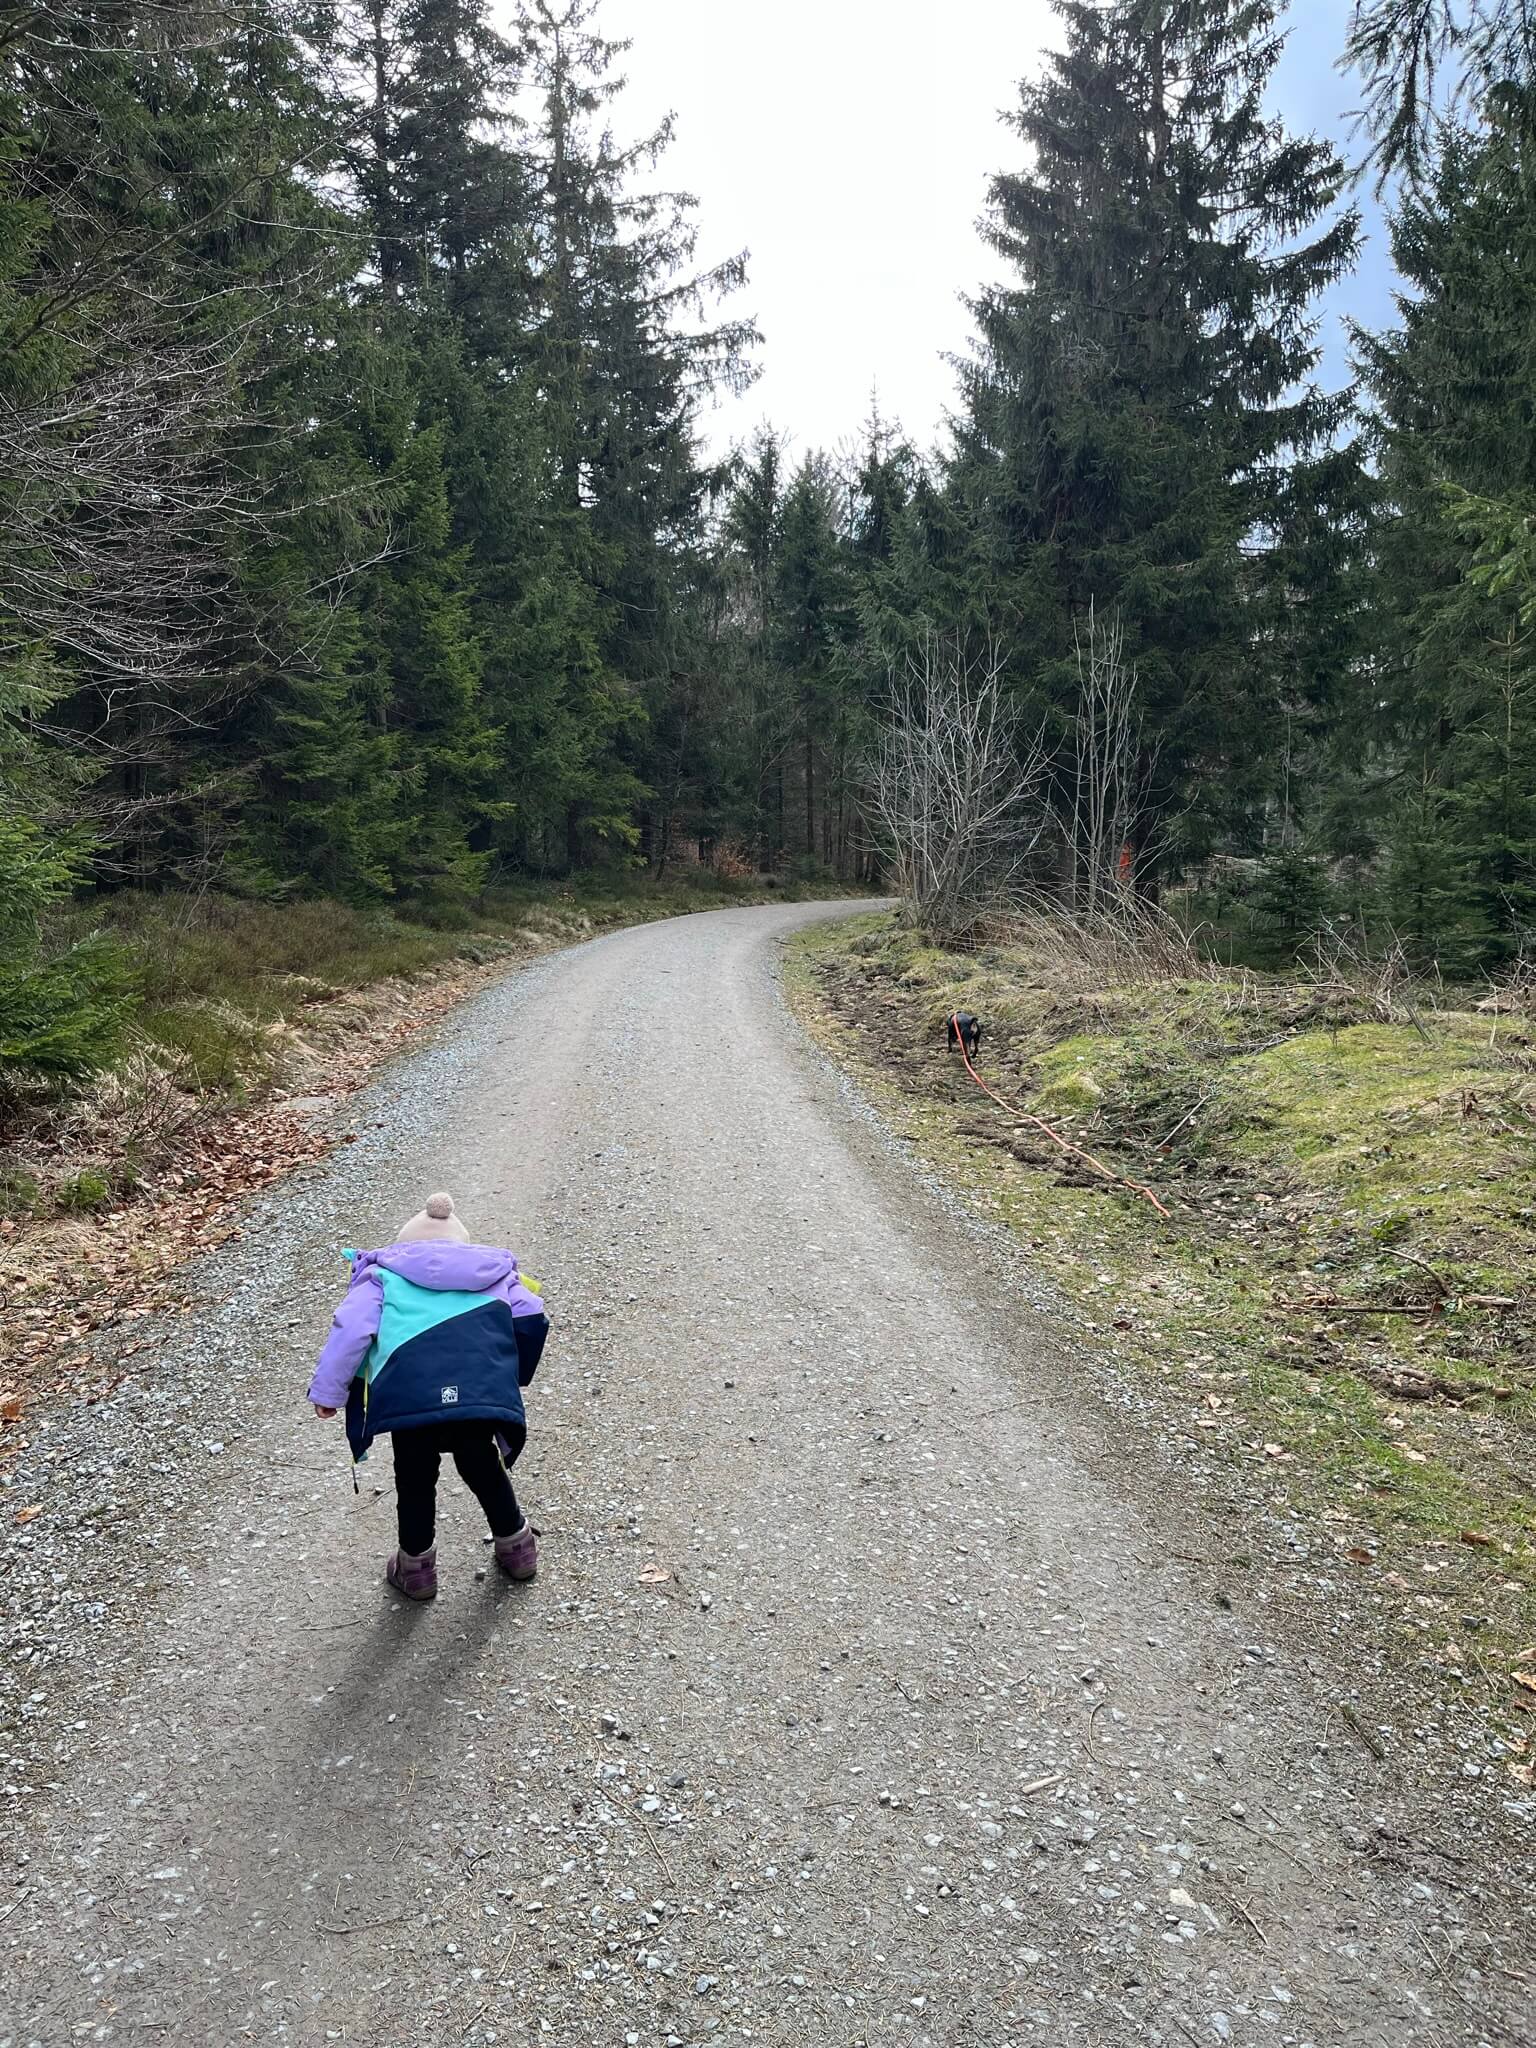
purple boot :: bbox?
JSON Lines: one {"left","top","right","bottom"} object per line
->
{"left": 493, "top": 1519, "right": 537, "bottom": 1582}
{"left": 386, "top": 1546, "right": 438, "bottom": 1601}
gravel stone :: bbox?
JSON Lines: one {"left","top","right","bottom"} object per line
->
{"left": 1, "top": 902, "right": 1529, "bottom": 2046}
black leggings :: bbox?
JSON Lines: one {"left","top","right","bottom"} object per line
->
{"left": 391, "top": 1421, "right": 522, "bottom": 1555}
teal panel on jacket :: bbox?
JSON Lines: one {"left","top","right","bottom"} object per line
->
{"left": 364, "top": 1269, "right": 497, "bottom": 1384}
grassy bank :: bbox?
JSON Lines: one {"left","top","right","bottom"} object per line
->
{"left": 788, "top": 910, "right": 1536, "bottom": 1756}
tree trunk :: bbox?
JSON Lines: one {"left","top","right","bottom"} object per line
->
{"left": 369, "top": 0, "right": 399, "bottom": 305}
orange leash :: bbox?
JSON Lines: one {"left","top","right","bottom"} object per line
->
{"left": 949, "top": 1013, "right": 1172, "bottom": 1220}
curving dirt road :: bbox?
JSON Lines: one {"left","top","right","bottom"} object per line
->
{"left": 2, "top": 902, "right": 1529, "bottom": 2047}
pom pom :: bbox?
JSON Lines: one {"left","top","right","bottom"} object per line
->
{"left": 425, "top": 1192, "right": 455, "bottom": 1220}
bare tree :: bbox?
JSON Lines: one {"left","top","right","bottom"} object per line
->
{"left": 1065, "top": 601, "right": 1153, "bottom": 914}
{"left": 863, "top": 633, "right": 1049, "bottom": 939}
{"left": 0, "top": 336, "right": 254, "bottom": 700}
{"left": 0, "top": 0, "right": 396, "bottom": 879}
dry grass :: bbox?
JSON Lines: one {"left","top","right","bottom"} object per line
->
{"left": 980, "top": 895, "right": 1213, "bottom": 988}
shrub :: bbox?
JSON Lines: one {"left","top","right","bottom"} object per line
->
{"left": 0, "top": 816, "right": 134, "bottom": 1090}
{"left": 0, "top": 1167, "right": 40, "bottom": 1218}
{"left": 1247, "top": 849, "right": 1335, "bottom": 964}
{"left": 55, "top": 1169, "right": 111, "bottom": 1213}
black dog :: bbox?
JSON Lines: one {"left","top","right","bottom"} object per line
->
{"left": 946, "top": 1011, "right": 982, "bottom": 1060}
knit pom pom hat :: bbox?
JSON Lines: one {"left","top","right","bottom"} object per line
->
{"left": 395, "top": 1191, "right": 470, "bottom": 1245}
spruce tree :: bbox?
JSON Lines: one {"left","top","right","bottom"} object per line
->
{"left": 1360, "top": 91, "right": 1536, "bottom": 962}
{"left": 774, "top": 455, "right": 859, "bottom": 867}
{"left": 331, "top": 0, "right": 525, "bottom": 317}
{"left": 718, "top": 430, "right": 795, "bottom": 865}
{"left": 510, "top": 0, "right": 756, "bottom": 866}
{"left": 952, "top": 0, "right": 1362, "bottom": 886}
{"left": 1346, "top": 0, "right": 1536, "bottom": 182}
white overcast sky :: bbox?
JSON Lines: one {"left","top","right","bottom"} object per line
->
{"left": 529, "top": 1, "right": 1400, "bottom": 463}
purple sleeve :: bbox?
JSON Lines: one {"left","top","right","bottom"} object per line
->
{"left": 307, "top": 1268, "right": 383, "bottom": 1407}
{"left": 499, "top": 1272, "right": 548, "bottom": 1388}
{"left": 505, "top": 1275, "right": 545, "bottom": 1319}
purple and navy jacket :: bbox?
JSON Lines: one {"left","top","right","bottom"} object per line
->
{"left": 307, "top": 1241, "right": 549, "bottom": 1463}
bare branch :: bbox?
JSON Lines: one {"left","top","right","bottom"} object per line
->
{"left": 861, "top": 632, "right": 1050, "bottom": 940}
{"left": 1065, "top": 600, "right": 1159, "bottom": 913}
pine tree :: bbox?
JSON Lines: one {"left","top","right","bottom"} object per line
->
{"left": 952, "top": 0, "right": 1362, "bottom": 886}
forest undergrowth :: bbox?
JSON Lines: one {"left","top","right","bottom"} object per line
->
{"left": 789, "top": 910, "right": 1536, "bottom": 1780}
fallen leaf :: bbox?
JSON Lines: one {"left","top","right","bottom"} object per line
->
{"left": 1344, "top": 1547, "right": 1375, "bottom": 1565}
{"left": 13, "top": 1504, "right": 41, "bottom": 1524}
{"left": 1512, "top": 1672, "right": 1536, "bottom": 1697}
{"left": 1, "top": 1396, "right": 20, "bottom": 1421}
{"left": 1460, "top": 1530, "right": 1497, "bottom": 1548}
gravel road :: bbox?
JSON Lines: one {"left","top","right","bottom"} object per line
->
{"left": 2, "top": 901, "right": 1531, "bottom": 2048}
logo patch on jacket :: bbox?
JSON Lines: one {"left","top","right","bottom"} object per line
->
{"left": 441, "top": 1384, "right": 459, "bottom": 1405}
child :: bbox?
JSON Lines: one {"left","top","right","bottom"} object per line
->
{"left": 307, "top": 1192, "right": 549, "bottom": 1601}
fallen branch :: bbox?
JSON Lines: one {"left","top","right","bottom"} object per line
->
{"left": 1018, "top": 1771, "right": 1062, "bottom": 1796}
{"left": 1083, "top": 1699, "right": 1131, "bottom": 1769}
{"left": 1153, "top": 1094, "right": 1210, "bottom": 1153}
{"left": 1276, "top": 1293, "right": 1517, "bottom": 1317}
{"left": 949, "top": 1014, "right": 1172, "bottom": 1218}
{"left": 1226, "top": 1894, "right": 1269, "bottom": 1948}
{"left": 642, "top": 1823, "right": 676, "bottom": 1889}
{"left": 1276, "top": 1297, "right": 1443, "bottom": 1318}
{"left": 1379, "top": 1247, "right": 1449, "bottom": 1298}
{"left": 1338, "top": 1704, "right": 1387, "bottom": 1761}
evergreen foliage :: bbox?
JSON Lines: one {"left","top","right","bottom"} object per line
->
{"left": 0, "top": 818, "right": 131, "bottom": 1085}
{"left": 1358, "top": 88, "right": 1536, "bottom": 963}
{"left": 4, "top": 0, "right": 1536, "bottom": 1094}
{"left": 949, "top": 0, "right": 1363, "bottom": 885}
{"left": 1346, "top": 0, "right": 1536, "bottom": 183}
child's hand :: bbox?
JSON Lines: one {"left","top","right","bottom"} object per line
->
{"left": 312, "top": 1403, "right": 338, "bottom": 1419}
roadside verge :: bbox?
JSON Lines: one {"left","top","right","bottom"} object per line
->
{"left": 785, "top": 910, "right": 1536, "bottom": 1791}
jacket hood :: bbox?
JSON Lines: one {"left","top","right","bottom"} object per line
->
{"left": 356, "top": 1241, "right": 519, "bottom": 1294}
